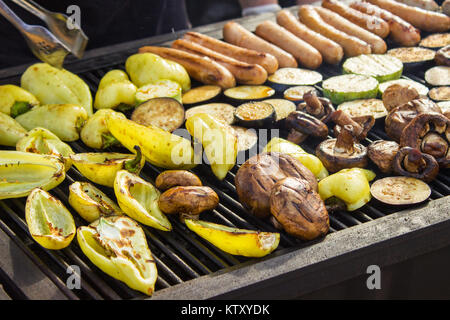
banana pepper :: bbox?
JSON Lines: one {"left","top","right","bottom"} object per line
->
{"left": 77, "top": 215, "right": 158, "bottom": 296}
{"left": 0, "top": 151, "right": 65, "bottom": 200}
{"left": 15, "top": 104, "right": 88, "bottom": 142}
{"left": 263, "top": 137, "right": 329, "bottom": 180}
{"left": 106, "top": 113, "right": 196, "bottom": 170}
{"left": 0, "top": 84, "right": 39, "bottom": 116}
{"left": 21, "top": 63, "right": 93, "bottom": 116}
{"left": 125, "top": 53, "right": 191, "bottom": 92}
{"left": 0, "top": 112, "right": 27, "bottom": 147}
{"left": 25, "top": 188, "right": 76, "bottom": 250}
{"left": 16, "top": 127, "right": 74, "bottom": 171}
{"left": 80, "top": 109, "right": 126, "bottom": 149}
{"left": 185, "top": 113, "right": 237, "bottom": 180}
{"left": 94, "top": 70, "right": 137, "bottom": 110}
{"left": 318, "top": 168, "right": 376, "bottom": 211}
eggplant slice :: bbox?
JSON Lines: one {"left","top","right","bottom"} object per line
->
{"left": 429, "top": 86, "right": 450, "bottom": 101}
{"left": 425, "top": 66, "right": 450, "bottom": 86}
{"left": 224, "top": 85, "right": 275, "bottom": 103}
{"left": 231, "top": 125, "right": 258, "bottom": 152}
{"left": 378, "top": 79, "right": 430, "bottom": 97}
{"left": 419, "top": 33, "right": 450, "bottom": 49}
{"left": 267, "top": 68, "right": 323, "bottom": 92}
{"left": 234, "top": 101, "right": 276, "bottom": 128}
{"left": 387, "top": 47, "right": 435, "bottom": 70}
{"left": 181, "top": 85, "right": 222, "bottom": 106}
{"left": 337, "top": 99, "right": 388, "bottom": 120}
{"left": 262, "top": 99, "right": 296, "bottom": 122}
{"left": 184, "top": 103, "right": 236, "bottom": 125}
{"left": 370, "top": 176, "right": 431, "bottom": 206}
{"left": 283, "top": 85, "right": 319, "bottom": 102}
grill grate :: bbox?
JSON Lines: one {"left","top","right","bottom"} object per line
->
{"left": 0, "top": 8, "right": 449, "bottom": 300}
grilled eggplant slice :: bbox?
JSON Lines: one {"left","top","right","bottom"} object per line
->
{"left": 231, "top": 126, "right": 258, "bottom": 152}
{"left": 224, "top": 85, "right": 275, "bottom": 103}
{"left": 419, "top": 33, "right": 450, "bottom": 49}
{"left": 429, "top": 86, "right": 450, "bottom": 101}
{"left": 342, "top": 54, "right": 403, "bottom": 83}
{"left": 262, "top": 98, "right": 296, "bottom": 123}
{"left": 131, "top": 97, "right": 185, "bottom": 132}
{"left": 283, "top": 86, "right": 319, "bottom": 102}
{"left": 181, "top": 85, "right": 222, "bottom": 106}
{"left": 234, "top": 101, "right": 276, "bottom": 128}
{"left": 370, "top": 176, "right": 431, "bottom": 206}
{"left": 425, "top": 66, "right": 450, "bottom": 86}
{"left": 184, "top": 103, "right": 236, "bottom": 125}
{"left": 267, "top": 67, "right": 323, "bottom": 92}
{"left": 387, "top": 47, "right": 435, "bottom": 71}
{"left": 378, "top": 79, "right": 429, "bottom": 97}
{"left": 322, "top": 74, "right": 379, "bottom": 105}
{"left": 337, "top": 99, "right": 388, "bottom": 120}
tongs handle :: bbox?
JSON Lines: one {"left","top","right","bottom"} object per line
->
{"left": 0, "top": 0, "right": 28, "bottom": 31}
{"left": 11, "top": 0, "right": 48, "bottom": 21}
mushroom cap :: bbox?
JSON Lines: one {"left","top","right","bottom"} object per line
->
{"left": 316, "top": 138, "right": 368, "bottom": 173}
{"left": 392, "top": 147, "right": 439, "bottom": 182}
{"left": 286, "top": 111, "right": 328, "bottom": 139}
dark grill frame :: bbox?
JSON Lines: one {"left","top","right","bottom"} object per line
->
{"left": 0, "top": 4, "right": 449, "bottom": 300}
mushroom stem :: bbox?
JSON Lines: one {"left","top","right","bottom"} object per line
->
{"left": 403, "top": 148, "right": 426, "bottom": 173}
{"left": 304, "top": 91, "right": 325, "bottom": 117}
{"left": 334, "top": 125, "right": 355, "bottom": 155}
{"left": 331, "top": 110, "right": 363, "bottom": 138}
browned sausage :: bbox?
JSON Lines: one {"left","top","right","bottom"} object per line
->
{"left": 276, "top": 9, "right": 344, "bottom": 65}
{"left": 366, "top": 0, "right": 450, "bottom": 32}
{"left": 314, "top": 7, "right": 387, "bottom": 54}
{"left": 138, "top": 46, "right": 236, "bottom": 89}
{"left": 321, "top": 0, "right": 390, "bottom": 38}
{"left": 298, "top": 5, "right": 371, "bottom": 57}
{"left": 172, "top": 39, "right": 268, "bottom": 85}
{"left": 349, "top": 1, "right": 421, "bottom": 47}
{"left": 182, "top": 31, "right": 278, "bottom": 74}
{"left": 254, "top": 20, "right": 323, "bottom": 69}
{"left": 222, "top": 21, "right": 298, "bottom": 68}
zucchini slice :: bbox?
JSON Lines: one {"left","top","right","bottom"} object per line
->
{"left": 262, "top": 99, "right": 296, "bottom": 122}
{"left": 370, "top": 177, "right": 431, "bottom": 206}
{"left": 234, "top": 101, "right": 276, "bottom": 128}
{"left": 378, "top": 79, "right": 429, "bottom": 97}
{"left": 182, "top": 85, "right": 222, "bottom": 106}
{"left": 342, "top": 54, "right": 403, "bottom": 83}
{"left": 135, "top": 80, "right": 182, "bottom": 104}
{"left": 283, "top": 85, "right": 319, "bottom": 102}
{"left": 231, "top": 126, "right": 258, "bottom": 152}
{"left": 267, "top": 68, "right": 323, "bottom": 91}
{"left": 429, "top": 86, "right": 450, "bottom": 101}
{"left": 425, "top": 66, "right": 450, "bottom": 86}
{"left": 322, "top": 74, "right": 379, "bottom": 105}
{"left": 131, "top": 97, "right": 185, "bottom": 132}
{"left": 184, "top": 103, "right": 236, "bottom": 125}
{"left": 337, "top": 99, "right": 387, "bottom": 119}
{"left": 419, "top": 33, "right": 450, "bottom": 49}
{"left": 224, "top": 85, "right": 275, "bottom": 103}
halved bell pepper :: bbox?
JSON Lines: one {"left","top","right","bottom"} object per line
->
{"left": 114, "top": 170, "right": 172, "bottom": 231}
{"left": 21, "top": 63, "right": 93, "bottom": 116}
{"left": 0, "top": 84, "right": 39, "bottom": 116}
{"left": 318, "top": 168, "right": 376, "bottom": 211}
{"left": 69, "top": 181, "right": 123, "bottom": 223}
{"left": 263, "top": 137, "right": 329, "bottom": 180}
{"left": 94, "top": 70, "right": 137, "bottom": 110}
{"left": 0, "top": 112, "right": 27, "bottom": 147}
{"left": 70, "top": 147, "right": 145, "bottom": 188}
{"left": 25, "top": 188, "right": 76, "bottom": 250}
{"left": 16, "top": 127, "right": 74, "bottom": 171}
{"left": 80, "top": 109, "right": 126, "bottom": 149}
{"left": 125, "top": 52, "right": 191, "bottom": 92}
{"left": 185, "top": 219, "right": 280, "bottom": 258}
{"left": 106, "top": 113, "right": 196, "bottom": 170}
{"left": 0, "top": 151, "right": 65, "bottom": 200}
{"left": 15, "top": 104, "right": 88, "bottom": 142}
{"left": 185, "top": 113, "right": 237, "bottom": 180}
{"left": 77, "top": 216, "right": 158, "bottom": 296}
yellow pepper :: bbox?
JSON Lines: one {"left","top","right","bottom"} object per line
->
{"left": 94, "top": 70, "right": 137, "bottom": 110}
{"left": 114, "top": 170, "right": 172, "bottom": 231}
{"left": 16, "top": 127, "right": 74, "bottom": 171}
{"left": 80, "top": 109, "right": 126, "bottom": 149}
{"left": 318, "top": 168, "right": 376, "bottom": 211}
{"left": 0, "top": 84, "right": 39, "bottom": 116}
{"left": 77, "top": 216, "right": 158, "bottom": 296}
{"left": 185, "top": 113, "right": 237, "bottom": 180}
{"left": 0, "top": 151, "right": 65, "bottom": 200}
{"left": 263, "top": 137, "right": 329, "bottom": 180}
{"left": 0, "top": 112, "right": 27, "bottom": 147}
{"left": 25, "top": 188, "right": 76, "bottom": 250}
{"left": 185, "top": 219, "right": 280, "bottom": 258}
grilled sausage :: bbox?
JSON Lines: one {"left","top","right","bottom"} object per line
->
{"left": 394, "top": 0, "right": 439, "bottom": 11}
{"left": 276, "top": 10, "right": 343, "bottom": 65}
{"left": 298, "top": 5, "right": 371, "bottom": 57}
{"left": 350, "top": 1, "right": 421, "bottom": 47}
{"left": 182, "top": 31, "right": 279, "bottom": 74}
{"left": 138, "top": 46, "right": 236, "bottom": 89}
{"left": 254, "top": 20, "right": 322, "bottom": 69}
{"left": 321, "top": 0, "right": 390, "bottom": 38}
{"left": 223, "top": 21, "right": 298, "bottom": 68}
{"left": 314, "top": 7, "right": 387, "bottom": 54}
{"left": 366, "top": 0, "right": 450, "bottom": 32}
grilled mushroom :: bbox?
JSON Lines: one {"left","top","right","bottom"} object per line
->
{"left": 435, "top": 45, "right": 450, "bottom": 67}
{"left": 155, "top": 170, "right": 202, "bottom": 191}
{"left": 382, "top": 83, "right": 420, "bottom": 113}
{"left": 332, "top": 110, "right": 375, "bottom": 141}
{"left": 297, "top": 90, "right": 335, "bottom": 124}
{"left": 392, "top": 147, "right": 439, "bottom": 182}
{"left": 385, "top": 98, "right": 442, "bottom": 142}
{"left": 368, "top": 140, "right": 400, "bottom": 174}
{"left": 400, "top": 112, "right": 450, "bottom": 168}
{"left": 286, "top": 111, "right": 329, "bottom": 144}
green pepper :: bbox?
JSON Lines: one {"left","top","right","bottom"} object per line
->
{"left": 15, "top": 104, "right": 88, "bottom": 142}
{"left": 0, "top": 84, "right": 39, "bottom": 116}
{"left": 0, "top": 112, "right": 27, "bottom": 147}
{"left": 80, "top": 109, "right": 125, "bottom": 149}
{"left": 125, "top": 53, "right": 191, "bottom": 92}
{"left": 77, "top": 215, "right": 158, "bottom": 296}
{"left": 16, "top": 127, "right": 74, "bottom": 171}
{"left": 94, "top": 70, "right": 137, "bottom": 110}
{"left": 318, "top": 168, "right": 376, "bottom": 211}
{"left": 0, "top": 151, "right": 65, "bottom": 200}
{"left": 21, "top": 63, "right": 93, "bottom": 116}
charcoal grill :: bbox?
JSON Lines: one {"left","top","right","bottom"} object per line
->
{"left": 0, "top": 4, "right": 449, "bottom": 300}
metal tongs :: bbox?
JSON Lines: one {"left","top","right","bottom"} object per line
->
{"left": 0, "top": 0, "right": 88, "bottom": 68}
